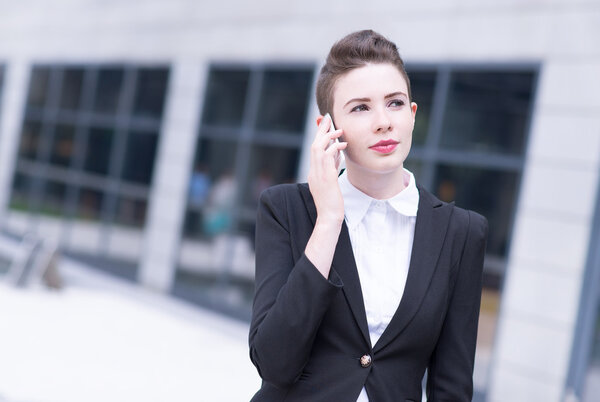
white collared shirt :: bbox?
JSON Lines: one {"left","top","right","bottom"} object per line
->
{"left": 338, "top": 168, "right": 419, "bottom": 402}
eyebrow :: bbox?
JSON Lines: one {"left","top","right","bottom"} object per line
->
{"left": 343, "top": 91, "right": 408, "bottom": 108}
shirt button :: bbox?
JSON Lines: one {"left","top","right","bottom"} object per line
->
{"left": 360, "top": 354, "right": 372, "bottom": 368}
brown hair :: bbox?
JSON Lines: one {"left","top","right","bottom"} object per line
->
{"left": 316, "top": 29, "right": 412, "bottom": 116}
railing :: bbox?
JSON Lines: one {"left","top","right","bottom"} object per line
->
{"left": 0, "top": 231, "right": 62, "bottom": 289}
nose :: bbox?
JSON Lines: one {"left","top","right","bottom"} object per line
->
{"left": 373, "top": 108, "right": 392, "bottom": 133}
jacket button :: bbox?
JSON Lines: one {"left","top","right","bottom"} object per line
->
{"left": 360, "top": 354, "right": 372, "bottom": 368}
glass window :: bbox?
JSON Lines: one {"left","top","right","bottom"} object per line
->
{"left": 255, "top": 69, "right": 314, "bottom": 133}
{"left": 409, "top": 70, "right": 436, "bottom": 146}
{"left": 404, "top": 159, "right": 423, "bottom": 180}
{"left": 121, "top": 130, "right": 158, "bottom": 185}
{"left": 84, "top": 127, "right": 114, "bottom": 175}
{"left": 39, "top": 179, "right": 67, "bottom": 216}
{"left": 59, "top": 68, "right": 85, "bottom": 111}
{"left": 202, "top": 69, "right": 250, "bottom": 127}
{"left": 440, "top": 71, "right": 535, "bottom": 155}
{"left": 27, "top": 67, "right": 51, "bottom": 109}
{"left": 114, "top": 196, "right": 147, "bottom": 228}
{"left": 50, "top": 124, "right": 76, "bottom": 167}
{"left": 433, "top": 164, "right": 519, "bottom": 257}
{"left": 406, "top": 65, "right": 536, "bottom": 265}
{"left": 93, "top": 68, "right": 124, "bottom": 114}
{"left": 195, "top": 139, "right": 239, "bottom": 184}
{"left": 243, "top": 144, "right": 299, "bottom": 208}
{"left": 9, "top": 173, "right": 33, "bottom": 211}
{"left": 132, "top": 68, "right": 169, "bottom": 119}
{"left": 188, "top": 139, "right": 239, "bottom": 239}
{"left": 18, "top": 120, "right": 42, "bottom": 160}
{"left": 9, "top": 63, "right": 170, "bottom": 278}
{"left": 77, "top": 187, "right": 105, "bottom": 221}
{"left": 176, "top": 65, "right": 314, "bottom": 319}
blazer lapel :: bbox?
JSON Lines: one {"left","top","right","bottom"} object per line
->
{"left": 299, "top": 184, "right": 371, "bottom": 347}
{"left": 373, "top": 186, "right": 454, "bottom": 353}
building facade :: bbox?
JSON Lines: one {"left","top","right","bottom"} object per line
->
{"left": 0, "top": 1, "right": 599, "bottom": 400}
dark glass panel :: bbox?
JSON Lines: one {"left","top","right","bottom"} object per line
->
{"left": 93, "top": 68, "right": 124, "bottom": 114}
{"left": 39, "top": 179, "right": 67, "bottom": 216}
{"left": 255, "top": 69, "right": 313, "bottom": 133}
{"left": 50, "top": 124, "right": 76, "bottom": 167}
{"left": 121, "top": 130, "right": 158, "bottom": 185}
{"left": 27, "top": 67, "right": 51, "bottom": 108}
{"left": 84, "top": 127, "right": 114, "bottom": 175}
{"left": 441, "top": 71, "right": 535, "bottom": 155}
{"left": 243, "top": 144, "right": 299, "bottom": 208}
{"left": 202, "top": 69, "right": 250, "bottom": 127}
{"left": 433, "top": 164, "right": 519, "bottom": 257}
{"left": 187, "top": 138, "right": 239, "bottom": 238}
{"left": 18, "top": 120, "right": 42, "bottom": 159}
{"left": 132, "top": 68, "right": 169, "bottom": 118}
{"left": 403, "top": 159, "right": 423, "bottom": 181}
{"left": 59, "top": 68, "right": 85, "bottom": 110}
{"left": 195, "top": 138, "right": 239, "bottom": 182}
{"left": 9, "top": 173, "right": 33, "bottom": 211}
{"left": 77, "top": 188, "right": 104, "bottom": 221}
{"left": 114, "top": 196, "right": 147, "bottom": 228}
{"left": 409, "top": 71, "right": 436, "bottom": 146}
{"left": 182, "top": 209, "right": 205, "bottom": 238}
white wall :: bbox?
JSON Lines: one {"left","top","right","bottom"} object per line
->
{"left": 1, "top": 1, "right": 599, "bottom": 399}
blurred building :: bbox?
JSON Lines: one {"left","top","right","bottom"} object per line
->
{"left": 0, "top": 1, "right": 598, "bottom": 401}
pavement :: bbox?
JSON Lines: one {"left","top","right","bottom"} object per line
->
{"left": 0, "top": 256, "right": 261, "bottom": 402}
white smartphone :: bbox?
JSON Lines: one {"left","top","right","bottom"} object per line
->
{"left": 324, "top": 113, "right": 346, "bottom": 173}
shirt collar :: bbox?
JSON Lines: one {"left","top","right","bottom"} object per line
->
{"left": 338, "top": 168, "right": 419, "bottom": 230}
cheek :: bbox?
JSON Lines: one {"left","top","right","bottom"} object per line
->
{"left": 341, "top": 134, "right": 361, "bottom": 159}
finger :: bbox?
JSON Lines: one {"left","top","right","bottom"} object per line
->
{"left": 314, "top": 129, "right": 344, "bottom": 152}
{"left": 327, "top": 129, "right": 344, "bottom": 141}
{"left": 324, "top": 143, "right": 347, "bottom": 162}
{"left": 325, "top": 141, "right": 347, "bottom": 154}
{"left": 315, "top": 114, "right": 332, "bottom": 137}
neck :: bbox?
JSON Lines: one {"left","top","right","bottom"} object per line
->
{"left": 345, "top": 163, "right": 408, "bottom": 200}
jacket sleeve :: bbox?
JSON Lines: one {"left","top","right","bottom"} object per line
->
{"left": 426, "top": 210, "right": 488, "bottom": 401}
{"left": 248, "top": 186, "right": 343, "bottom": 389}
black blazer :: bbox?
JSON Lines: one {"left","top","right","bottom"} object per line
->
{"left": 249, "top": 182, "right": 488, "bottom": 402}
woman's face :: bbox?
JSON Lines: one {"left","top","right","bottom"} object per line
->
{"left": 332, "top": 63, "right": 417, "bottom": 178}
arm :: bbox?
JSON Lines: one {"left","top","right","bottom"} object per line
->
{"left": 249, "top": 115, "right": 347, "bottom": 388}
{"left": 426, "top": 210, "right": 488, "bottom": 401}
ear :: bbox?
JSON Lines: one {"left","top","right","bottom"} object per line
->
{"left": 410, "top": 102, "right": 418, "bottom": 117}
{"left": 316, "top": 115, "right": 325, "bottom": 126}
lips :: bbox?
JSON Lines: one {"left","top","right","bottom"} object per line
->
{"left": 369, "top": 139, "right": 399, "bottom": 154}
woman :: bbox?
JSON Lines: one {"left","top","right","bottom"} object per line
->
{"left": 249, "top": 30, "right": 488, "bottom": 402}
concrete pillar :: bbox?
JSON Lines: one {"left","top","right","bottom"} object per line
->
{"left": 138, "top": 60, "right": 206, "bottom": 292}
{"left": 0, "top": 60, "right": 29, "bottom": 225}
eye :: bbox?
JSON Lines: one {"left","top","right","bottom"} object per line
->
{"left": 388, "top": 99, "right": 405, "bottom": 108}
{"left": 350, "top": 104, "right": 369, "bottom": 112}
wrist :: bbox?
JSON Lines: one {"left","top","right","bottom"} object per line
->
{"left": 315, "top": 215, "right": 344, "bottom": 231}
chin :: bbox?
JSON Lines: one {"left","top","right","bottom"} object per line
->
{"left": 360, "top": 161, "right": 405, "bottom": 176}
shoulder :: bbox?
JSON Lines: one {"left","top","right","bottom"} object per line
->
{"left": 259, "top": 183, "right": 310, "bottom": 209}
{"left": 260, "top": 182, "right": 307, "bottom": 200}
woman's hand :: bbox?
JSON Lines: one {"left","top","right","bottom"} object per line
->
{"left": 305, "top": 114, "right": 347, "bottom": 278}
{"left": 307, "top": 114, "right": 347, "bottom": 225}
